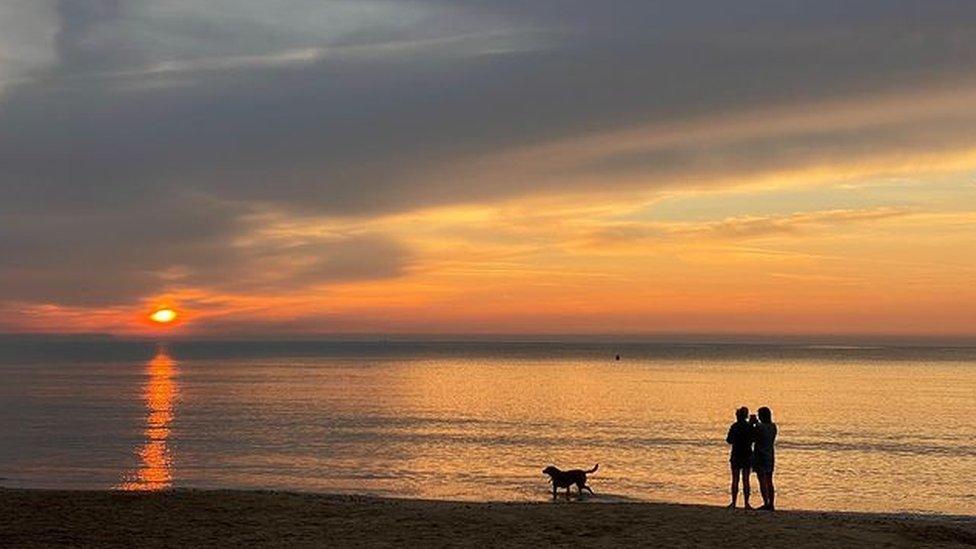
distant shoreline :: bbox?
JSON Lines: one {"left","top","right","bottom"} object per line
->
{"left": 2, "top": 489, "right": 974, "bottom": 548}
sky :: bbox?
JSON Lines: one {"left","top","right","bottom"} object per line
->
{"left": 2, "top": 0, "right": 976, "bottom": 337}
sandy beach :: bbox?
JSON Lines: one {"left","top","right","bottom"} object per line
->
{"left": 2, "top": 490, "right": 974, "bottom": 548}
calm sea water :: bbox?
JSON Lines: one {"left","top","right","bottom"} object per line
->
{"left": 1, "top": 340, "right": 975, "bottom": 515}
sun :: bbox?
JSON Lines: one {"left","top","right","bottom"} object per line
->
{"left": 149, "top": 308, "right": 178, "bottom": 324}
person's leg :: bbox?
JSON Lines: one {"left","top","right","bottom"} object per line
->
{"left": 741, "top": 467, "right": 752, "bottom": 509}
{"left": 757, "top": 470, "right": 770, "bottom": 508}
{"left": 728, "top": 466, "right": 740, "bottom": 507}
{"left": 767, "top": 471, "right": 775, "bottom": 510}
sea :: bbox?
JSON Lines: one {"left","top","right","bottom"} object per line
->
{"left": 1, "top": 339, "right": 975, "bottom": 515}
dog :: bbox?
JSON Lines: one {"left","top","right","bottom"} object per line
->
{"left": 542, "top": 464, "right": 598, "bottom": 499}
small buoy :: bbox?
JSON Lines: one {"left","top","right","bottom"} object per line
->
{"left": 614, "top": 354, "right": 621, "bottom": 361}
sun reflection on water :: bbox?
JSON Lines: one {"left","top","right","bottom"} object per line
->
{"left": 119, "top": 346, "right": 177, "bottom": 490}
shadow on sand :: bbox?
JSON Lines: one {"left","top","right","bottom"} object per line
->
{"left": 548, "top": 492, "right": 647, "bottom": 503}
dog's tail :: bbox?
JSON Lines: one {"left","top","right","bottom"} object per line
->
{"left": 587, "top": 463, "right": 599, "bottom": 474}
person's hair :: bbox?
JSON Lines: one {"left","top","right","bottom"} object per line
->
{"left": 735, "top": 406, "right": 749, "bottom": 421}
{"left": 758, "top": 407, "right": 772, "bottom": 422}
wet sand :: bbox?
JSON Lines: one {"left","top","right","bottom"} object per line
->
{"left": 1, "top": 489, "right": 975, "bottom": 548}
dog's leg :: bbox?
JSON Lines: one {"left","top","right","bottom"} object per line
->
{"left": 583, "top": 485, "right": 595, "bottom": 495}
{"left": 565, "top": 486, "right": 571, "bottom": 499}
{"left": 552, "top": 485, "right": 557, "bottom": 500}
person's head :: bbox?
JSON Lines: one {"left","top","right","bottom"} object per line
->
{"left": 758, "top": 407, "right": 772, "bottom": 423}
{"left": 735, "top": 406, "right": 749, "bottom": 421}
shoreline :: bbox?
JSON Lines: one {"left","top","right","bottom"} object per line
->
{"left": 2, "top": 489, "right": 975, "bottom": 548}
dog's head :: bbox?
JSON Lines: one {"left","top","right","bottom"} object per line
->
{"left": 542, "top": 465, "right": 559, "bottom": 477}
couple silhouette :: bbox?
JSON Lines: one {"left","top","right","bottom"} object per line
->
{"left": 726, "top": 406, "right": 777, "bottom": 510}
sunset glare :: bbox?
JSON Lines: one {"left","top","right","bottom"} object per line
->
{"left": 149, "top": 309, "right": 178, "bottom": 325}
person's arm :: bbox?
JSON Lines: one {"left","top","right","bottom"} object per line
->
{"left": 748, "top": 415, "right": 759, "bottom": 440}
{"left": 726, "top": 425, "right": 735, "bottom": 444}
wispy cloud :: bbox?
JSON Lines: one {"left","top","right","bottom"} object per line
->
{"left": 587, "top": 207, "right": 913, "bottom": 244}
{"left": 115, "top": 29, "right": 559, "bottom": 78}
{"left": 682, "top": 207, "right": 913, "bottom": 239}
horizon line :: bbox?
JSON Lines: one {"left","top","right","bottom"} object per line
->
{"left": 3, "top": 331, "right": 976, "bottom": 346}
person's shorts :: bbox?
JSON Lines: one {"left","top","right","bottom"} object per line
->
{"left": 752, "top": 458, "right": 774, "bottom": 474}
{"left": 730, "top": 456, "right": 752, "bottom": 470}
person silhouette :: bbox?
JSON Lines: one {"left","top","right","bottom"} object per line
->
{"left": 725, "top": 406, "right": 754, "bottom": 509}
{"left": 753, "top": 406, "right": 777, "bottom": 511}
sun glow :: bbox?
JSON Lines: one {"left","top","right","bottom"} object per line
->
{"left": 149, "top": 308, "right": 178, "bottom": 324}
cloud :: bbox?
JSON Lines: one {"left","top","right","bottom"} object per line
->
{"left": 690, "top": 208, "right": 913, "bottom": 239}
{"left": 80, "top": 31, "right": 556, "bottom": 82}
{"left": 4, "top": 2, "right": 976, "bottom": 218}
{"left": 0, "top": 192, "right": 409, "bottom": 306}
{"left": 587, "top": 207, "right": 912, "bottom": 245}
{"left": 185, "top": 230, "right": 412, "bottom": 294}
{"left": 0, "top": 1, "right": 59, "bottom": 94}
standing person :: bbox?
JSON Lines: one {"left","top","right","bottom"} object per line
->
{"left": 725, "top": 406, "right": 755, "bottom": 509}
{"left": 753, "top": 406, "right": 778, "bottom": 511}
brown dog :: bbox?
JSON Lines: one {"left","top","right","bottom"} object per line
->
{"left": 542, "top": 464, "right": 598, "bottom": 499}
